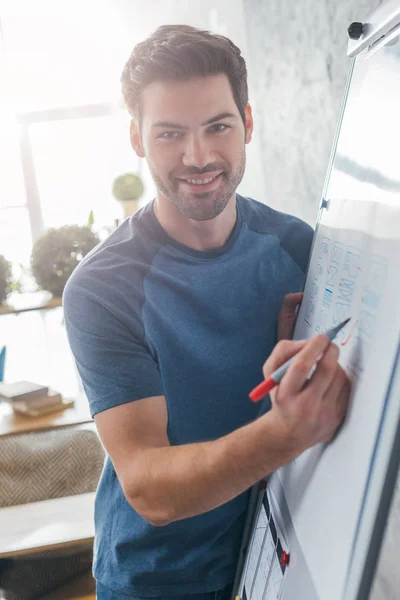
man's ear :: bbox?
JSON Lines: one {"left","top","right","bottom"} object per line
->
{"left": 130, "top": 120, "right": 145, "bottom": 158}
{"left": 244, "top": 104, "right": 253, "bottom": 144}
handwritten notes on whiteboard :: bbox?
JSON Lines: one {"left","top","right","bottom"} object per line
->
{"left": 304, "top": 236, "right": 388, "bottom": 350}
{"left": 278, "top": 198, "right": 400, "bottom": 600}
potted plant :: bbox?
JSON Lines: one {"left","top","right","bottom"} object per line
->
{"left": 30, "top": 225, "right": 100, "bottom": 298}
{"left": 112, "top": 172, "right": 144, "bottom": 218}
{"left": 0, "top": 254, "right": 12, "bottom": 306}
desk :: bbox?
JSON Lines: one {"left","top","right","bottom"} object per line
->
{"left": 0, "top": 491, "right": 95, "bottom": 558}
{"left": 0, "top": 394, "right": 92, "bottom": 437}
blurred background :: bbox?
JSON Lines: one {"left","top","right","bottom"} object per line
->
{"left": 0, "top": 0, "right": 379, "bottom": 396}
{"left": 3, "top": 2, "right": 396, "bottom": 600}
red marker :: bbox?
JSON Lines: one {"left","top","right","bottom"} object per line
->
{"left": 249, "top": 318, "right": 350, "bottom": 403}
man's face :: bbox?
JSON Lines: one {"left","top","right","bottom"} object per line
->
{"left": 131, "top": 74, "right": 253, "bottom": 221}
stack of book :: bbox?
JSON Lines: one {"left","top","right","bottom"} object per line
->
{"left": 0, "top": 381, "right": 74, "bottom": 417}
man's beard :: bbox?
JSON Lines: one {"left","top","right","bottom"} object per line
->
{"left": 149, "top": 150, "right": 246, "bottom": 221}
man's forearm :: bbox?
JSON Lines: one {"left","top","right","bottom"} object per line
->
{"left": 123, "top": 412, "right": 297, "bottom": 525}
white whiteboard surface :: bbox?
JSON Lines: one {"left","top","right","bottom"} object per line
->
{"left": 268, "top": 3, "right": 400, "bottom": 599}
{"left": 278, "top": 197, "right": 400, "bottom": 600}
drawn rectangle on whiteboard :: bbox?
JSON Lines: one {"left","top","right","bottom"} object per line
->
{"left": 243, "top": 497, "right": 269, "bottom": 596}
{"left": 264, "top": 547, "right": 285, "bottom": 600}
{"left": 242, "top": 489, "right": 289, "bottom": 600}
{"left": 250, "top": 517, "right": 276, "bottom": 599}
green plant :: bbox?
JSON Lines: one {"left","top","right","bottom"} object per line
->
{"left": 87, "top": 210, "right": 95, "bottom": 228}
{"left": 0, "top": 254, "right": 12, "bottom": 305}
{"left": 30, "top": 225, "right": 100, "bottom": 297}
{"left": 112, "top": 172, "right": 144, "bottom": 202}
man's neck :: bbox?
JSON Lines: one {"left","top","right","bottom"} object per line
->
{"left": 153, "top": 194, "right": 238, "bottom": 252}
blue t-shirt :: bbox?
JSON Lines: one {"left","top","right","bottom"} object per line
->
{"left": 63, "top": 195, "right": 313, "bottom": 596}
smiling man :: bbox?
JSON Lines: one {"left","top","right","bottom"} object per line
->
{"left": 136, "top": 76, "right": 247, "bottom": 227}
{"left": 63, "top": 25, "right": 350, "bottom": 600}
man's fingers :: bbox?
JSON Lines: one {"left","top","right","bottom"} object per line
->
{"left": 302, "top": 343, "right": 340, "bottom": 399}
{"left": 278, "top": 293, "right": 304, "bottom": 340}
{"left": 280, "top": 292, "right": 303, "bottom": 315}
{"left": 262, "top": 339, "right": 307, "bottom": 379}
{"left": 280, "top": 334, "right": 333, "bottom": 395}
{"left": 278, "top": 293, "right": 304, "bottom": 341}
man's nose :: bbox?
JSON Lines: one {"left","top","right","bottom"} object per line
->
{"left": 182, "top": 134, "right": 215, "bottom": 169}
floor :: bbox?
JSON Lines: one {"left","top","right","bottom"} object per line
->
{"left": 41, "top": 569, "right": 96, "bottom": 599}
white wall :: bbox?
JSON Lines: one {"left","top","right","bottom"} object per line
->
{"left": 242, "top": 0, "right": 381, "bottom": 225}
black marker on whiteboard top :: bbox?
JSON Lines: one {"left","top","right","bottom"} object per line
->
{"left": 249, "top": 318, "right": 351, "bottom": 403}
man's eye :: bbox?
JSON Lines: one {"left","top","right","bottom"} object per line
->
{"left": 159, "top": 131, "right": 182, "bottom": 140}
{"left": 208, "top": 124, "right": 229, "bottom": 133}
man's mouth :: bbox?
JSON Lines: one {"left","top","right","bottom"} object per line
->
{"left": 183, "top": 176, "right": 216, "bottom": 185}
{"left": 177, "top": 172, "right": 223, "bottom": 189}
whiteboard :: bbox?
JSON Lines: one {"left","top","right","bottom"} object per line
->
{"left": 267, "top": 2, "right": 400, "bottom": 600}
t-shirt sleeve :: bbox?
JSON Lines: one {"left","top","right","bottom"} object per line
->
{"left": 279, "top": 217, "right": 314, "bottom": 274}
{"left": 63, "top": 277, "right": 164, "bottom": 418}
{"left": 238, "top": 196, "right": 314, "bottom": 274}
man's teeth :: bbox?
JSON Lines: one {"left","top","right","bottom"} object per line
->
{"left": 186, "top": 176, "right": 216, "bottom": 185}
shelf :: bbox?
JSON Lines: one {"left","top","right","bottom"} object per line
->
{"left": 0, "top": 395, "right": 92, "bottom": 437}
{"left": 0, "top": 294, "right": 62, "bottom": 316}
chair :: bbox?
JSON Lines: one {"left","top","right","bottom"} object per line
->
{"left": 0, "top": 424, "right": 104, "bottom": 600}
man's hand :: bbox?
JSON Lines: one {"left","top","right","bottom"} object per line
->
{"left": 278, "top": 292, "right": 304, "bottom": 341}
{"left": 262, "top": 334, "right": 351, "bottom": 454}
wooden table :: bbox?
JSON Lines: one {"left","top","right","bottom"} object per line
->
{"left": 0, "top": 491, "right": 95, "bottom": 558}
{"left": 0, "top": 394, "right": 93, "bottom": 437}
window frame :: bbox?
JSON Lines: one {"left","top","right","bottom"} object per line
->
{"left": 16, "top": 102, "right": 126, "bottom": 242}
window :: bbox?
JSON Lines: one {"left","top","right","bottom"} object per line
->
{"left": 0, "top": 115, "right": 31, "bottom": 264}
{"left": 0, "top": 6, "right": 154, "bottom": 392}
{"left": 0, "top": 9, "right": 130, "bottom": 112}
{"left": 0, "top": 9, "right": 155, "bottom": 266}
{"left": 30, "top": 113, "right": 149, "bottom": 231}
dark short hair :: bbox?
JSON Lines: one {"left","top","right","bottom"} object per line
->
{"left": 121, "top": 24, "right": 248, "bottom": 124}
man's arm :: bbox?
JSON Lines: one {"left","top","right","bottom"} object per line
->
{"left": 95, "top": 333, "right": 350, "bottom": 526}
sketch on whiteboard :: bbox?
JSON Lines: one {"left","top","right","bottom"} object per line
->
{"left": 304, "top": 235, "right": 387, "bottom": 352}
{"left": 276, "top": 197, "right": 399, "bottom": 600}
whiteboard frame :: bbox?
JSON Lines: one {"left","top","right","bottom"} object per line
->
{"left": 348, "top": 0, "right": 400, "bottom": 57}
